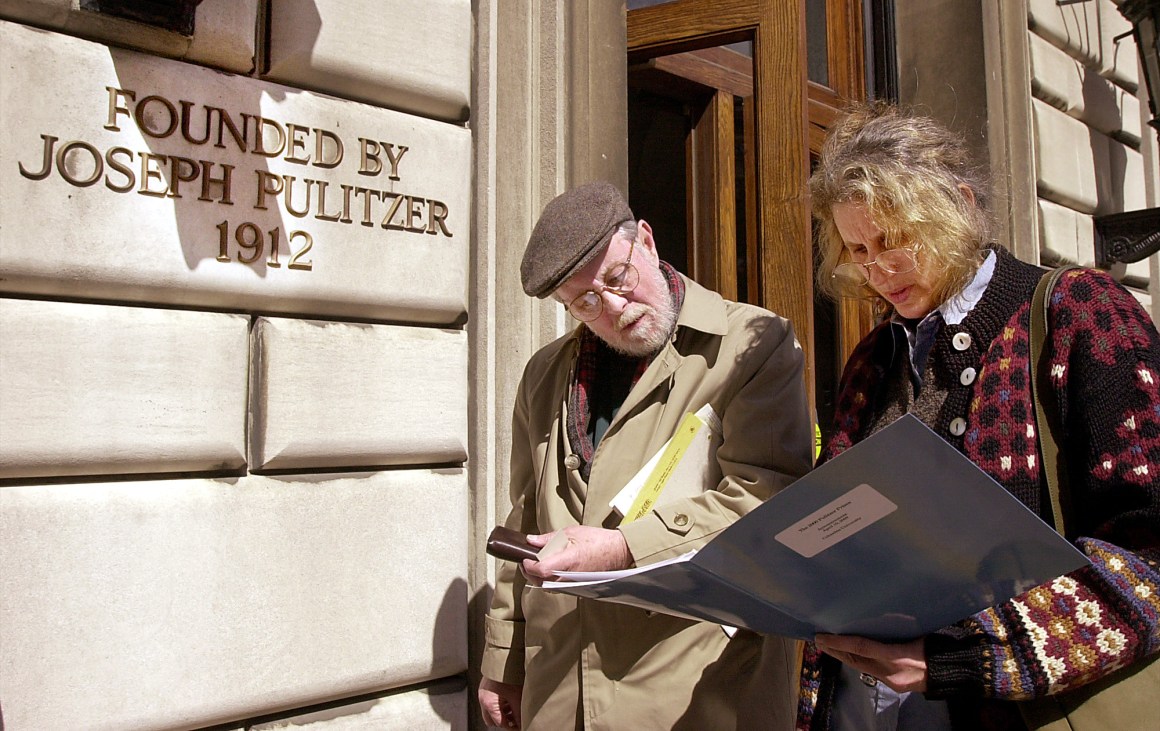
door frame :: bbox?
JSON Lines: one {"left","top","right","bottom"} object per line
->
{"left": 629, "top": 0, "right": 816, "bottom": 400}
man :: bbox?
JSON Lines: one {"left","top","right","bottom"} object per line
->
{"left": 479, "top": 181, "right": 812, "bottom": 730}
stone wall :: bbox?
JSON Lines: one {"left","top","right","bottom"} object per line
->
{"left": 0, "top": 1, "right": 472, "bottom": 729}
{"left": 1028, "top": 0, "right": 1155, "bottom": 305}
{"left": 896, "top": 0, "right": 1158, "bottom": 315}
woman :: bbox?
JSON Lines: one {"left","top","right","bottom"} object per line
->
{"left": 799, "top": 103, "right": 1160, "bottom": 730}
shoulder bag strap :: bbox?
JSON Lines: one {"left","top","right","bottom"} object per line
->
{"left": 1029, "top": 265, "right": 1079, "bottom": 537}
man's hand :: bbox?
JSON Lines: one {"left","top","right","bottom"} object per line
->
{"left": 520, "top": 526, "right": 633, "bottom": 583}
{"left": 479, "top": 677, "right": 522, "bottom": 729}
{"left": 813, "top": 634, "right": 928, "bottom": 694}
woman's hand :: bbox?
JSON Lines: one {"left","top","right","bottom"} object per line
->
{"left": 814, "top": 634, "right": 929, "bottom": 694}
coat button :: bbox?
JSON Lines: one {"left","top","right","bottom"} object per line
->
{"left": 952, "top": 332, "right": 972, "bottom": 351}
{"left": 960, "top": 367, "right": 977, "bottom": 386}
{"left": 564, "top": 454, "right": 581, "bottom": 470}
{"left": 674, "top": 514, "right": 689, "bottom": 527}
{"left": 949, "top": 417, "right": 967, "bottom": 436}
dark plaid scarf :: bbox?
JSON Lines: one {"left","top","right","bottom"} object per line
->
{"left": 566, "top": 261, "right": 686, "bottom": 481}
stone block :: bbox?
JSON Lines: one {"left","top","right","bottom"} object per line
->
{"left": 265, "top": 0, "right": 471, "bottom": 123}
{"left": 1033, "top": 97, "right": 1104, "bottom": 213}
{"left": 251, "top": 317, "right": 468, "bottom": 471}
{"left": 1030, "top": 31, "right": 1084, "bottom": 114}
{"left": 1037, "top": 197, "right": 1095, "bottom": 266}
{"left": 0, "top": 0, "right": 256, "bottom": 72}
{"left": 1105, "top": 137, "right": 1147, "bottom": 212}
{"left": 0, "top": 0, "right": 69, "bottom": 26}
{"left": 0, "top": 20, "right": 470, "bottom": 324}
{"left": 1099, "top": 0, "right": 1138, "bottom": 88}
{"left": 0, "top": 470, "right": 469, "bottom": 730}
{"left": 1029, "top": 31, "right": 1137, "bottom": 141}
{"left": 185, "top": 0, "right": 260, "bottom": 73}
{"left": 1116, "top": 86, "right": 1143, "bottom": 144}
{"left": 0, "top": 298, "right": 248, "bottom": 479}
{"left": 1030, "top": 0, "right": 1102, "bottom": 67}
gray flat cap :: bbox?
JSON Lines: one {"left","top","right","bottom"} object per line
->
{"left": 520, "top": 181, "right": 635, "bottom": 298}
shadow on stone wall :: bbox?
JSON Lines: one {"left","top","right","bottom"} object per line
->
{"left": 104, "top": 0, "right": 322, "bottom": 284}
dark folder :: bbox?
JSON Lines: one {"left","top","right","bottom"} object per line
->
{"left": 542, "top": 415, "right": 1089, "bottom": 641}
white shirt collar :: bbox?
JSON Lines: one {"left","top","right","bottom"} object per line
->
{"left": 939, "top": 250, "right": 996, "bottom": 325}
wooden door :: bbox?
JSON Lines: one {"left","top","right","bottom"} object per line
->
{"left": 627, "top": 0, "right": 875, "bottom": 441}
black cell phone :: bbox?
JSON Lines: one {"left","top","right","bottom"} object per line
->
{"left": 486, "top": 526, "right": 540, "bottom": 563}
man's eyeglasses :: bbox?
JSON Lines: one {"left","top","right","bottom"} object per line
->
{"left": 563, "top": 237, "right": 640, "bottom": 322}
{"left": 832, "top": 246, "right": 918, "bottom": 287}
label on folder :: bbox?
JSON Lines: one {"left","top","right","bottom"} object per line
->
{"left": 776, "top": 483, "right": 897, "bottom": 558}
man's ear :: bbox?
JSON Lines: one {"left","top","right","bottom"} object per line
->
{"left": 637, "top": 219, "right": 658, "bottom": 259}
{"left": 958, "top": 183, "right": 976, "bottom": 207}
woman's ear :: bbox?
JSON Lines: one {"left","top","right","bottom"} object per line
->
{"left": 958, "top": 183, "right": 977, "bottom": 207}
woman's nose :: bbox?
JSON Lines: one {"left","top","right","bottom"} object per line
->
{"left": 866, "top": 261, "right": 890, "bottom": 287}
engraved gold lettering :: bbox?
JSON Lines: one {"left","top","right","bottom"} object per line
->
{"left": 104, "top": 147, "right": 136, "bottom": 192}
{"left": 251, "top": 115, "right": 286, "bottom": 157}
{"left": 282, "top": 175, "right": 311, "bottom": 218}
{"left": 216, "top": 221, "right": 308, "bottom": 269}
{"left": 216, "top": 109, "right": 248, "bottom": 151}
{"left": 56, "top": 140, "right": 103, "bottom": 187}
{"left": 216, "top": 220, "right": 231, "bottom": 262}
{"left": 104, "top": 86, "right": 135, "bottom": 131}
{"left": 358, "top": 138, "right": 383, "bottom": 176}
{"left": 383, "top": 144, "right": 408, "bottom": 181}
{"left": 138, "top": 152, "right": 169, "bottom": 197}
{"left": 427, "top": 199, "right": 452, "bottom": 236}
{"left": 235, "top": 222, "right": 264, "bottom": 263}
{"left": 254, "top": 170, "right": 283, "bottom": 210}
{"left": 179, "top": 100, "right": 212, "bottom": 145}
{"left": 337, "top": 183, "right": 355, "bottom": 224}
{"left": 380, "top": 191, "right": 405, "bottom": 230}
{"left": 354, "top": 186, "right": 378, "bottom": 226}
{"left": 406, "top": 195, "right": 425, "bottom": 232}
{"left": 199, "top": 161, "right": 234, "bottom": 204}
{"left": 314, "top": 180, "right": 342, "bottom": 222}
{"left": 267, "top": 227, "right": 281, "bottom": 267}
{"left": 18, "top": 134, "right": 57, "bottom": 180}
{"left": 136, "top": 95, "right": 179, "bottom": 139}
{"left": 288, "top": 230, "right": 314, "bottom": 270}
{"left": 314, "top": 128, "right": 343, "bottom": 169}
{"left": 285, "top": 124, "right": 310, "bottom": 164}
{"left": 167, "top": 155, "right": 201, "bottom": 198}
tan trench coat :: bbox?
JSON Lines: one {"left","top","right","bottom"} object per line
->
{"left": 482, "top": 276, "right": 814, "bottom": 730}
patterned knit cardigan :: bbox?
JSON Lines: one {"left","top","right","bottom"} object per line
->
{"left": 796, "top": 247, "right": 1160, "bottom": 731}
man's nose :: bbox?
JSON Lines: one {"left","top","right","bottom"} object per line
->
{"left": 600, "top": 289, "right": 630, "bottom": 316}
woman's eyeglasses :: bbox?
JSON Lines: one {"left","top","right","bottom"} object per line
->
{"left": 832, "top": 247, "right": 918, "bottom": 287}
{"left": 563, "top": 237, "right": 641, "bottom": 322}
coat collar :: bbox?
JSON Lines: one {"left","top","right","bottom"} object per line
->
{"left": 557, "top": 273, "right": 729, "bottom": 465}
{"left": 672, "top": 273, "right": 730, "bottom": 337}
{"left": 612, "top": 274, "right": 727, "bottom": 433}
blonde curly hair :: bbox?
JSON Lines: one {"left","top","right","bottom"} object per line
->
{"left": 811, "top": 103, "right": 993, "bottom": 308}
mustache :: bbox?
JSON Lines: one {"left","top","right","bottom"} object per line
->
{"left": 615, "top": 303, "right": 652, "bottom": 330}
